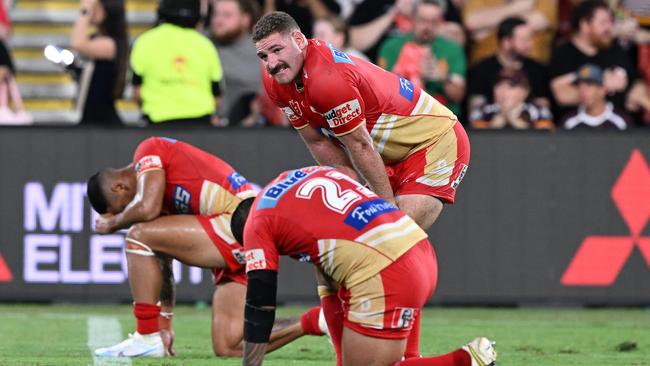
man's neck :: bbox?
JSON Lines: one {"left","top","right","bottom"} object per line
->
{"left": 572, "top": 34, "right": 598, "bottom": 56}
{"left": 585, "top": 100, "right": 607, "bottom": 116}
{"left": 496, "top": 50, "right": 522, "bottom": 69}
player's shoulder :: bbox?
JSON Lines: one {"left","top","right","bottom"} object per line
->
{"left": 307, "top": 39, "right": 357, "bottom": 73}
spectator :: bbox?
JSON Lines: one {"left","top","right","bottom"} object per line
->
{"left": 0, "top": 0, "right": 31, "bottom": 125}
{"left": 262, "top": 0, "right": 341, "bottom": 38}
{"left": 378, "top": 0, "right": 466, "bottom": 116}
{"left": 470, "top": 69, "right": 553, "bottom": 129}
{"left": 70, "top": 0, "right": 128, "bottom": 126}
{"left": 130, "top": 0, "right": 223, "bottom": 126}
{"left": 463, "top": 0, "right": 557, "bottom": 64}
{"left": 312, "top": 15, "right": 368, "bottom": 61}
{"left": 548, "top": 0, "right": 646, "bottom": 119}
{"left": 211, "top": 0, "right": 262, "bottom": 126}
{"left": 560, "top": 64, "right": 631, "bottom": 129}
{"left": 467, "top": 17, "right": 551, "bottom": 117}
{"left": 347, "top": 0, "right": 464, "bottom": 62}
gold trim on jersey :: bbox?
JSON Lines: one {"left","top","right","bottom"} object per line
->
{"left": 368, "top": 92, "right": 456, "bottom": 164}
{"left": 316, "top": 217, "right": 426, "bottom": 288}
{"left": 354, "top": 216, "right": 426, "bottom": 252}
{"left": 199, "top": 180, "right": 244, "bottom": 215}
{"left": 208, "top": 213, "right": 237, "bottom": 245}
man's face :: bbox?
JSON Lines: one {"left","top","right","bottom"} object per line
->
{"left": 313, "top": 20, "right": 344, "bottom": 50}
{"left": 413, "top": 4, "right": 442, "bottom": 44}
{"left": 212, "top": 0, "right": 248, "bottom": 43}
{"left": 494, "top": 80, "right": 528, "bottom": 110}
{"left": 586, "top": 8, "right": 613, "bottom": 49}
{"left": 507, "top": 24, "right": 533, "bottom": 57}
{"left": 256, "top": 31, "right": 305, "bottom": 84}
{"left": 578, "top": 82, "right": 606, "bottom": 108}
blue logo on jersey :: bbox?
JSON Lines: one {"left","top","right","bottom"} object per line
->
{"left": 173, "top": 185, "right": 192, "bottom": 214}
{"left": 257, "top": 169, "right": 313, "bottom": 210}
{"left": 328, "top": 43, "right": 354, "bottom": 65}
{"left": 398, "top": 77, "right": 414, "bottom": 101}
{"left": 160, "top": 137, "right": 177, "bottom": 143}
{"left": 228, "top": 172, "right": 248, "bottom": 190}
{"left": 344, "top": 199, "right": 397, "bottom": 230}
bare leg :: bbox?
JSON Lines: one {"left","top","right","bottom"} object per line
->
{"left": 395, "top": 194, "right": 443, "bottom": 231}
{"left": 211, "top": 281, "right": 306, "bottom": 357}
{"left": 341, "top": 327, "right": 406, "bottom": 366}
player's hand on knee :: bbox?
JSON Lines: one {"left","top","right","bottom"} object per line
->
{"left": 160, "top": 328, "right": 176, "bottom": 356}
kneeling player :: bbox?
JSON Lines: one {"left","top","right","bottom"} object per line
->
{"left": 87, "top": 137, "right": 324, "bottom": 357}
{"left": 232, "top": 166, "right": 497, "bottom": 366}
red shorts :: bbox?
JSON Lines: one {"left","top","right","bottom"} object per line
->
{"left": 196, "top": 215, "right": 248, "bottom": 286}
{"left": 386, "top": 121, "right": 470, "bottom": 204}
{"left": 340, "top": 239, "right": 437, "bottom": 339}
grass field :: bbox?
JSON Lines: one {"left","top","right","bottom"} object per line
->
{"left": 0, "top": 304, "right": 649, "bottom": 365}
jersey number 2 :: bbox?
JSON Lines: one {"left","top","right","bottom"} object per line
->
{"left": 296, "top": 176, "right": 361, "bottom": 214}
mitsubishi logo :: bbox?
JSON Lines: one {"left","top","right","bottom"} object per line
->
{"left": 562, "top": 149, "right": 650, "bottom": 286}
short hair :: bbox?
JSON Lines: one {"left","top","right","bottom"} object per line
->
{"left": 571, "top": 0, "right": 611, "bottom": 32}
{"left": 252, "top": 11, "right": 300, "bottom": 43}
{"left": 158, "top": 0, "right": 201, "bottom": 28}
{"left": 412, "top": 0, "right": 446, "bottom": 15}
{"left": 497, "top": 17, "right": 527, "bottom": 41}
{"left": 215, "top": 0, "right": 261, "bottom": 26}
{"left": 87, "top": 170, "right": 109, "bottom": 214}
{"left": 318, "top": 15, "right": 350, "bottom": 46}
{"left": 230, "top": 197, "right": 255, "bottom": 244}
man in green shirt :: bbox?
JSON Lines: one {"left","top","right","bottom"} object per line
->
{"left": 131, "top": 0, "right": 223, "bottom": 126}
{"left": 378, "top": 0, "right": 466, "bottom": 116}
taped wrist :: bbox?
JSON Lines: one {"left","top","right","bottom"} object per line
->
{"left": 243, "top": 270, "right": 277, "bottom": 344}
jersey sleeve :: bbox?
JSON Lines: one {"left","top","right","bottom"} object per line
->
{"left": 261, "top": 72, "right": 310, "bottom": 129}
{"left": 243, "top": 214, "right": 280, "bottom": 273}
{"left": 132, "top": 138, "right": 167, "bottom": 177}
{"left": 207, "top": 40, "right": 223, "bottom": 83}
{"left": 311, "top": 66, "right": 366, "bottom": 136}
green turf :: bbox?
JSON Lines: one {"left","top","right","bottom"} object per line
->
{"left": 0, "top": 304, "right": 648, "bottom": 365}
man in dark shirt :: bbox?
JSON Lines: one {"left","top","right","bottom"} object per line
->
{"left": 548, "top": 0, "right": 637, "bottom": 118}
{"left": 467, "top": 16, "right": 551, "bottom": 118}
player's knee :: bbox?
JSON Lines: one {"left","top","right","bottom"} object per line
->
{"left": 212, "top": 339, "right": 240, "bottom": 357}
{"left": 125, "top": 224, "right": 156, "bottom": 256}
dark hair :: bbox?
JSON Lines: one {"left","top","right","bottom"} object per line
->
{"left": 412, "top": 0, "right": 445, "bottom": 15}
{"left": 98, "top": 0, "right": 128, "bottom": 99}
{"left": 230, "top": 197, "right": 255, "bottom": 244}
{"left": 158, "top": 0, "right": 202, "bottom": 28}
{"left": 87, "top": 171, "right": 109, "bottom": 214}
{"left": 497, "top": 16, "right": 527, "bottom": 41}
{"left": 252, "top": 11, "right": 300, "bottom": 43}
{"left": 238, "top": 0, "right": 261, "bottom": 29}
{"left": 570, "top": 0, "right": 611, "bottom": 32}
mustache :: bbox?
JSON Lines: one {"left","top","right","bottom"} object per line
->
{"left": 268, "top": 63, "right": 289, "bottom": 75}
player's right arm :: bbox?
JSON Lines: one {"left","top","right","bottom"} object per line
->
{"left": 108, "top": 169, "right": 165, "bottom": 231}
{"left": 297, "top": 124, "right": 360, "bottom": 181}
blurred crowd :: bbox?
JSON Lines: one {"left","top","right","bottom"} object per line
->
{"left": 6, "top": 0, "right": 650, "bottom": 129}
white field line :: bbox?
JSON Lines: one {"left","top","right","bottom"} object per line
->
{"left": 87, "top": 316, "right": 132, "bottom": 366}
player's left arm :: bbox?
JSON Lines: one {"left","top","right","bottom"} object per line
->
{"left": 242, "top": 269, "right": 278, "bottom": 366}
{"left": 337, "top": 125, "right": 395, "bottom": 205}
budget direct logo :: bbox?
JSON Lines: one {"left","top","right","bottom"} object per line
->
{"left": 562, "top": 149, "right": 650, "bottom": 286}
{"left": 323, "top": 99, "right": 361, "bottom": 128}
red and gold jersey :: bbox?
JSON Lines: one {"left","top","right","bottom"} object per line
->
{"left": 263, "top": 40, "right": 457, "bottom": 164}
{"left": 243, "top": 166, "right": 428, "bottom": 288}
{"left": 132, "top": 137, "right": 256, "bottom": 217}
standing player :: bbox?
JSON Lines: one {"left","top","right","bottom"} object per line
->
{"left": 252, "top": 11, "right": 470, "bottom": 359}
{"left": 233, "top": 166, "right": 496, "bottom": 366}
{"left": 87, "top": 137, "right": 325, "bottom": 357}
{"left": 253, "top": 11, "right": 470, "bottom": 232}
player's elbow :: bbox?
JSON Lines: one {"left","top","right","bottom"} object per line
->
{"left": 139, "top": 201, "right": 162, "bottom": 222}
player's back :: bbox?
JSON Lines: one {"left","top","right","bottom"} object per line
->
{"left": 248, "top": 166, "right": 428, "bottom": 287}
{"left": 133, "top": 137, "right": 255, "bottom": 216}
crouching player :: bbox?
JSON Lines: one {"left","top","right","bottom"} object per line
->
{"left": 87, "top": 137, "right": 325, "bottom": 358}
{"left": 232, "top": 166, "right": 497, "bottom": 366}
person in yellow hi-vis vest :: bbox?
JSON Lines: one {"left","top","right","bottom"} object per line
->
{"left": 130, "top": 0, "right": 223, "bottom": 127}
